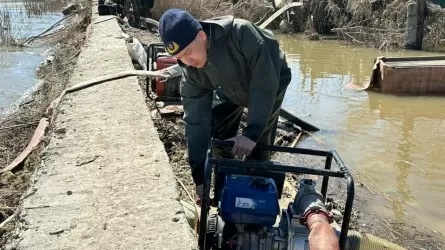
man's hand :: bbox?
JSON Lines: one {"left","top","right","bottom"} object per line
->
{"left": 307, "top": 214, "right": 339, "bottom": 250}
{"left": 225, "top": 135, "right": 256, "bottom": 157}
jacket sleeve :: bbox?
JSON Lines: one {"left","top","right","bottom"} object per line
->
{"left": 180, "top": 69, "right": 213, "bottom": 186}
{"left": 235, "top": 22, "right": 280, "bottom": 143}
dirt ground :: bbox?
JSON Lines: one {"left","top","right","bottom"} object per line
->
{"left": 0, "top": 1, "right": 91, "bottom": 247}
{"left": 125, "top": 25, "right": 445, "bottom": 250}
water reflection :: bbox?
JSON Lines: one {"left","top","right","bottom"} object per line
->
{"left": 0, "top": 1, "right": 67, "bottom": 40}
{"left": 277, "top": 34, "right": 445, "bottom": 234}
{"left": 0, "top": 1, "right": 66, "bottom": 118}
{"left": 365, "top": 93, "right": 445, "bottom": 224}
{"left": 0, "top": 51, "right": 43, "bottom": 108}
{"left": 393, "top": 114, "right": 415, "bottom": 221}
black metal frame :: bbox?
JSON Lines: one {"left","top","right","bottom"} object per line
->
{"left": 144, "top": 42, "right": 163, "bottom": 98}
{"left": 146, "top": 42, "right": 165, "bottom": 72}
{"left": 198, "top": 138, "right": 355, "bottom": 250}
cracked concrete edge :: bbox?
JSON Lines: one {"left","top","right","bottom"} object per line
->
{"left": 4, "top": 2, "right": 198, "bottom": 250}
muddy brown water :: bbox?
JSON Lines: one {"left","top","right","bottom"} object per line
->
{"left": 277, "top": 34, "right": 445, "bottom": 235}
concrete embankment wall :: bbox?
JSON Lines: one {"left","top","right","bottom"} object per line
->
{"left": 7, "top": 6, "right": 196, "bottom": 250}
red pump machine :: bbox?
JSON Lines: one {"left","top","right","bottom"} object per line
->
{"left": 146, "top": 42, "right": 181, "bottom": 100}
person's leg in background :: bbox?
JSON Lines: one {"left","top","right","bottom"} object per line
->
{"left": 139, "top": 0, "right": 154, "bottom": 18}
{"left": 147, "top": 0, "right": 154, "bottom": 18}
{"left": 130, "top": 0, "right": 140, "bottom": 27}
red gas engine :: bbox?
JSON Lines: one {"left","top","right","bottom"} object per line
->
{"left": 146, "top": 43, "right": 181, "bottom": 100}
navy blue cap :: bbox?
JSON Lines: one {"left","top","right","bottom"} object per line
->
{"left": 159, "top": 9, "right": 202, "bottom": 56}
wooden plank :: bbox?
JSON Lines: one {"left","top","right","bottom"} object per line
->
{"left": 259, "top": 2, "right": 303, "bottom": 29}
{"left": 385, "top": 60, "right": 445, "bottom": 67}
{"left": 279, "top": 108, "right": 320, "bottom": 132}
{"left": 381, "top": 55, "right": 445, "bottom": 62}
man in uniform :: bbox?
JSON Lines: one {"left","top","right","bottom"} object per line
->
{"left": 159, "top": 8, "right": 290, "bottom": 200}
{"left": 158, "top": 9, "right": 340, "bottom": 250}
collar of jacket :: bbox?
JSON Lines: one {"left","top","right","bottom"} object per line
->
{"left": 199, "top": 15, "right": 234, "bottom": 42}
{"left": 177, "top": 15, "right": 235, "bottom": 68}
{"left": 202, "top": 16, "right": 235, "bottom": 70}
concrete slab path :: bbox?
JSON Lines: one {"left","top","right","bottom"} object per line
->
{"left": 7, "top": 6, "right": 196, "bottom": 250}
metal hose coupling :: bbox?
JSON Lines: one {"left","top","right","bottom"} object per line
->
{"left": 292, "top": 178, "right": 333, "bottom": 226}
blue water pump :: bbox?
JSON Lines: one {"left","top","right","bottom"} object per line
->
{"left": 199, "top": 139, "right": 355, "bottom": 250}
{"left": 219, "top": 175, "right": 280, "bottom": 227}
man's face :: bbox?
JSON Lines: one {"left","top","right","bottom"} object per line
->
{"left": 174, "top": 31, "right": 207, "bottom": 68}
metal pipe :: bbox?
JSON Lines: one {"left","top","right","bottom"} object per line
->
{"left": 293, "top": 179, "right": 326, "bottom": 215}
{"left": 212, "top": 139, "right": 333, "bottom": 157}
{"left": 339, "top": 175, "right": 355, "bottom": 250}
{"left": 199, "top": 148, "right": 213, "bottom": 249}
{"left": 210, "top": 158, "right": 345, "bottom": 178}
{"left": 321, "top": 155, "right": 333, "bottom": 200}
{"left": 332, "top": 150, "right": 355, "bottom": 250}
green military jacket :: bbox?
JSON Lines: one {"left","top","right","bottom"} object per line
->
{"left": 178, "top": 15, "right": 291, "bottom": 184}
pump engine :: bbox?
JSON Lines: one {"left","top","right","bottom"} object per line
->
{"left": 145, "top": 42, "right": 181, "bottom": 99}
{"left": 199, "top": 139, "right": 355, "bottom": 250}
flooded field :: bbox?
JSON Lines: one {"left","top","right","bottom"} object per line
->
{"left": 0, "top": 0, "right": 67, "bottom": 118}
{"left": 0, "top": 48, "right": 45, "bottom": 116}
{"left": 277, "top": 34, "right": 445, "bottom": 235}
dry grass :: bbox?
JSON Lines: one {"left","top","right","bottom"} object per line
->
{"left": 0, "top": 10, "right": 15, "bottom": 45}
{"left": 151, "top": 0, "right": 273, "bottom": 22}
{"left": 0, "top": 0, "right": 72, "bottom": 46}
{"left": 424, "top": 3, "right": 445, "bottom": 50}
{"left": 22, "top": 0, "right": 71, "bottom": 17}
{"left": 0, "top": 0, "right": 91, "bottom": 245}
{"left": 318, "top": 0, "right": 408, "bottom": 48}
{"left": 305, "top": 0, "right": 445, "bottom": 50}
{"left": 0, "top": 4, "right": 29, "bottom": 46}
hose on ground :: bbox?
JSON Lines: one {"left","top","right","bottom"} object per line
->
{"left": 344, "top": 230, "right": 406, "bottom": 250}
